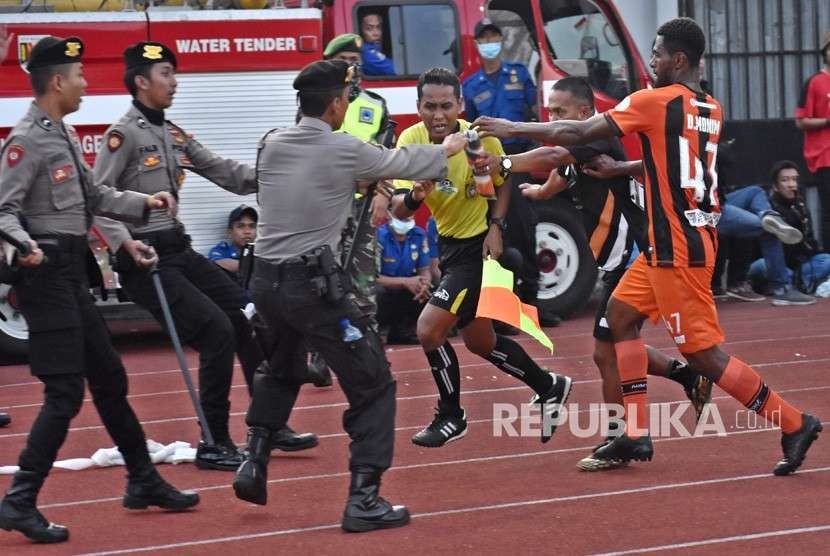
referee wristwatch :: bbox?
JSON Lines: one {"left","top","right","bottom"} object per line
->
{"left": 499, "top": 155, "right": 513, "bottom": 178}
{"left": 489, "top": 217, "right": 507, "bottom": 232}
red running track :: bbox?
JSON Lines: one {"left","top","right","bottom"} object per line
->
{"left": 0, "top": 299, "right": 828, "bottom": 555}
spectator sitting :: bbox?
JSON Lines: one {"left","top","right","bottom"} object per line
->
{"left": 208, "top": 204, "right": 257, "bottom": 283}
{"left": 748, "top": 161, "right": 829, "bottom": 298}
{"left": 376, "top": 214, "right": 432, "bottom": 344}
{"left": 715, "top": 181, "right": 817, "bottom": 305}
{"left": 359, "top": 11, "right": 396, "bottom": 76}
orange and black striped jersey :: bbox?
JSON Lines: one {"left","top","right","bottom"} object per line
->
{"left": 605, "top": 83, "right": 723, "bottom": 268}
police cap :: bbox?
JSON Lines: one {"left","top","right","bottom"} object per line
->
{"left": 228, "top": 204, "right": 258, "bottom": 228}
{"left": 474, "top": 18, "right": 502, "bottom": 39}
{"left": 324, "top": 33, "right": 363, "bottom": 59}
{"left": 123, "top": 42, "right": 178, "bottom": 70}
{"left": 293, "top": 59, "right": 354, "bottom": 92}
{"left": 26, "top": 36, "right": 84, "bottom": 71}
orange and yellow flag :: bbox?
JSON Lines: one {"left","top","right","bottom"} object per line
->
{"left": 476, "top": 258, "right": 554, "bottom": 352}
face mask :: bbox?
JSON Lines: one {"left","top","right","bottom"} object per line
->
{"left": 477, "top": 41, "right": 502, "bottom": 60}
{"left": 389, "top": 217, "right": 416, "bottom": 235}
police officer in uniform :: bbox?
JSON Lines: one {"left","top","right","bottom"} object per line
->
{"left": 301, "top": 34, "right": 398, "bottom": 385}
{"left": 232, "top": 60, "right": 465, "bottom": 532}
{"left": 462, "top": 19, "right": 551, "bottom": 324}
{"left": 93, "top": 42, "right": 317, "bottom": 471}
{"left": 0, "top": 37, "right": 198, "bottom": 544}
{"left": 0, "top": 25, "right": 12, "bottom": 432}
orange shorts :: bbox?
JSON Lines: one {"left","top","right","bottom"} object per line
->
{"left": 611, "top": 254, "right": 725, "bottom": 354}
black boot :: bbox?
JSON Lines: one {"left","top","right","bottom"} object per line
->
{"left": 233, "top": 427, "right": 271, "bottom": 505}
{"left": 0, "top": 470, "right": 68, "bottom": 543}
{"left": 0, "top": 412, "right": 10, "bottom": 427}
{"left": 341, "top": 468, "right": 410, "bottom": 533}
{"left": 195, "top": 439, "right": 245, "bottom": 471}
{"left": 123, "top": 460, "right": 200, "bottom": 511}
{"left": 271, "top": 426, "right": 319, "bottom": 452}
{"left": 306, "top": 352, "right": 333, "bottom": 387}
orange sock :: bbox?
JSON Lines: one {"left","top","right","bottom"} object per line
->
{"left": 615, "top": 338, "right": 649, "bottom": 438}
{"left": 717, "top": 357, "right": 803, "bottom": 434}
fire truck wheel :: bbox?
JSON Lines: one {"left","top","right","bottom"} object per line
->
{"left": 532, "top": 199, "right": 598, "bottom": 318}
{"left": 0, "top": 284, "right": 29, "bottom": 357}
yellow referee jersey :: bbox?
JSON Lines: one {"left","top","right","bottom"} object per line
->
{"left": 394, "top": 120, "right": 505, "bottom": 239}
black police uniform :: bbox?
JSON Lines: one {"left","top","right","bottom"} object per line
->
{"left": 232, "top": 60, "right": 450, "bottom": 532}
{"left": 0, "top": 37, "right": 198, "bottom": 545}
{"left": 93, "top": 43, "right": 316, "bottom": 468}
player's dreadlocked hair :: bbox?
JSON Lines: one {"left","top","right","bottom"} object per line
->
{"left": 657, "top": 17, "right": 706, "bottom": 67}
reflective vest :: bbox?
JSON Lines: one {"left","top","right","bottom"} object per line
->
{"left": 338, "top": 89, "right": 388, "bottom": 144}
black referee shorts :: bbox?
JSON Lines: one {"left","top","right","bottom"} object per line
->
{"left": 428, "top": 232, "right": 486, "bottom": 329}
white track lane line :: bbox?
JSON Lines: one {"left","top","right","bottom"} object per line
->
{"left": 1, "top": 329, "right": 828, "bottom": 392}
{"left": 590, "top": 524, "right": 830, "bottom": 555}
{"left": 37, "top": 419, "right": 830, "bottom": 510}
{"left": 75, "top": 466, "right": 830, "bottom": 556}
{"left": 2, "top": 343, "right": 828, "bottom": 410}
{"left": 1, "top": 364, "right": 828, "bottom": 438}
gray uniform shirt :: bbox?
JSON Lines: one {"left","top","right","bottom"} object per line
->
{"left": 0, "top": 102, "right": 148, "bottom": 246}
{"left": 256, "top": 117, "right": 449, "bottom": 262}
{"left": 93, "top": 104, "right": 257, "bottom": 250}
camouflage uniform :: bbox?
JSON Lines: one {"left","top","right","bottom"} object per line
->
{"left": 337, "top": 91, "right": 395, "bottom": 318}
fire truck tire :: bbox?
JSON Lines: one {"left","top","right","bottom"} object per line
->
{"left": 0, "top": 284, "right": 29, "bottom": 357}
{"left": 532, "top": 199, "right": 598, "bottom": 318}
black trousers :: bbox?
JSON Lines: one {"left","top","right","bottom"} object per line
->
{"left": 247, "top": 259, "right": 396, "bottom": 472}
{"left": 14, "top": 237, "right": 151, "bottom": 478}
{"left": 375, "top": 286, "right": 424, "bottom": 331}
{"left": 116, "top": 235, "right": 262, "bottom": 442}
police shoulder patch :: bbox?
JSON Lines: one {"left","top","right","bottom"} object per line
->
{"left": 107, "top": 131, "right": 124, "bottom": 152}
{"left": 6, "top": 144, "right": 25, "bottom": 168}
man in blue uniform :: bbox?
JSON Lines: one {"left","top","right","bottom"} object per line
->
{"left": 208, "top": 204, "right": 257, "bottom": 281}
{"left": 376, "top": 215, "right": 432, "bottom": 344}
{"left": 462, "top": 19, "right": 536, "bottom": 151}
{"left": 360, "top": 11, "right": 396, "bottom": 76}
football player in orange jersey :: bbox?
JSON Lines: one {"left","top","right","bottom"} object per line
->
{"left": 475, "top": 17, "right": 821, "bottom": 475}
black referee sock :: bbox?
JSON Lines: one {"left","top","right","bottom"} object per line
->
{"left": 485, "top": 335, "right": 553, "bottom": 396}
{"left": 667, "top": 359, "right": 697, "bottom": 391}
{"left": 425, "top": 342, "right": 463, "bottom": 418}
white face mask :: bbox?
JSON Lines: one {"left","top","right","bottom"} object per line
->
{"left": 477, "top": 41, "right": 502, "bottom": 60}
{"left": 389, "top": 217, "right": 416, "bottom": 235}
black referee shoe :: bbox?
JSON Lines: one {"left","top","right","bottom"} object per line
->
{"left": 0, "top": 413, "right": 10, "bottom": 428}
{"left": 593, "top": 433, "right": 653, "bottom": 463}
{"left": 411, "top": 410, "right": 467, "bottom": 448}
{"left": 530, "top": 372, "right": 573, "bottom": 443}
{"left": 773, "top": 414, "right": 822, "bottom": 476}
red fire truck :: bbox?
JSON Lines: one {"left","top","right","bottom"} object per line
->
{"left": 0, "top": 0, "right": 651, "bottom": 354}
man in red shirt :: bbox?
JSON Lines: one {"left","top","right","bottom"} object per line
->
{"left": 795, "top": 31, "right": 830, "bottom": 250}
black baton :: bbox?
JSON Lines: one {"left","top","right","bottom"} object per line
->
{"left": 0, "top": 229, "right": 49, "bottom": 264}
{"left": 149, "top": 263, "right": 215, "bottom": 446}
